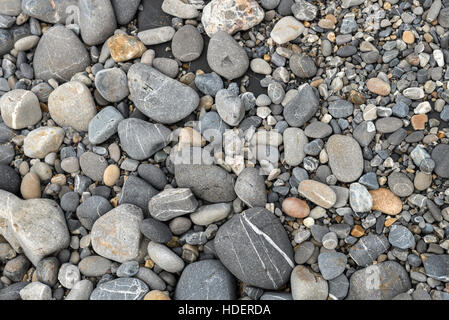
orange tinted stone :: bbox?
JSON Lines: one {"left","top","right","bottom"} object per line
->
{"left": 402, "top": 30, "right": 415, "bottom": 44}
{"left": 351, "top": 225, "right": 365, "bottom": 237}
{"left": 369, "top": 188, "right": 402, "bottom": 215}
{"left": 411, "top": 114, "right": 428, "bottom": 130}
{"left": 144, "top": 290, "right": 171, "bottom": 300}
{"left": 282, "top": 197, "right": 310, "bottom": 218}
{"left": 366, "top": 78, "right": 391, "bottom": 96}
{"left": 385, "top": 218, "right": 397, "bottom": 227}
{"left": 107, "top": 34, "right": 147, "bottom": 62}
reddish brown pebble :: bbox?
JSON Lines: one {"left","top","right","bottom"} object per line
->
{"left": 411, "top": 114, "right": 428, "bottom": 130}
{"left": 282, "top": 197, "right": 310, "bottom": 218}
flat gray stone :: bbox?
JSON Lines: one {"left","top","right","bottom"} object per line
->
{"left": 171, "top": 25, "right": 203, "bottom": 62}
{"left": 149, "top": 188, "right": 198, "bottom": 221}
{"left": 214, "top": 207, "right": 294, "bottom": 290}
{"left": 349, "top": 234, "right": 390, "bottom": 266}
{"left": 423, "top": 254, "right": 449, "bottom": 282}
{"left": 22, "top": 0, "right": 77, "bottom": 24}
{"left": 78, "top": 0, "right": 117, "bottom": 46}
{"left": 88, "top": 106, "right": 124, "bottom": 145}
{"left": 234, "top": 167, "right": 267, "bottom": 208}
{"left": 175, "top": 259, "right": 236, "bottom": 300}
{"left": 283, "top": 83, "right": 319, "bottom": 127}
{"left": 95, "top": 68, "right": 129, "bottom": 103}
{"left": 111, "top": 0, "right": 140, "bottom": 25}
{"left": 128, "top": 63, "right": 199, "bottom": 124}
{"left": 318, "top": 252, "right": 347, "bottom": 280}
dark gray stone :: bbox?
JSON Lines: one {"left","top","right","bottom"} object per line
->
{"left": 76, "top": 196, "right": 113, "bottom": 230}
{"left": 234, "top": 167, "right": 267, "bottom": 208}
{"left": 171, "top": 25, "right": 203, "bottom": 62}
{"left": 328, "top": 274, "right": 349, "bottom": 300}
{"left": 21, "top": 0, "right": 78, "bottom": 24}
{"left": 283, "top": 83, "right": 319, "bottom": 127}
{"left": 289, "top": 55, "right": 317, "bottom": 78}
{"left": 388, "top": 225, "right": 415, "bottom": 250}
{"left": 318, "top": 252, "right": 347, "bottom": 280}
{"left": 137, "top": 164, "right": 167, "bottom": 190}
{"left": 88, "top": 106, "right": 124, "bottom": 145}
{"left": 431, "top": 144, "right": 449, "bottom": 178}
{"left": 328, "top": 99, "right": 354, "bottom": 118}
{"left": 0, "top": 164, "right": 20, "bottom": 195}
{"left": 175, "top": 260, "right": 236, "bottom": 300}
{"left": 149, "top": 188, "right": 198, "bottom": 221}
{"left": 195, "top": 72, "right": 223, "bottom": 97}
{"left": 111, "top": 0, "right": 141, "bottom": 25}
{"left": 175, "top": 164, "right": 236, "bottom": 203}
{"left": 214, "top": 207, "right": 294, "bottom": 290}
{"left": 423, "top": 254, "right": 449, "bottom": 282}
{"left": 95, "top": 68, "right": 129, "bottom": 103}
{"left": 118, "top": 175, "right": 158, "bottom": 216}
{"left": 140, "top": 218, "right": 172, "bottom": 243}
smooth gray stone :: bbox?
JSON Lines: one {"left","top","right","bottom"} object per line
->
{"left": 65, "top": 280, "right": 93, "bottom": 300}
{"left": 171, "top": 24, "right": 203, "bottom": 62}
{"left": 283, "top": 83, "right": 319, "bottom": 127}
{"left": 207, "top": 31, "right": 249, "bottom": 80}
{"left": 260, "top": 292, "right": 293, "bottom": 300}
{"left": 137, "top": 164, "right": 167, "bottom": 190}
{"left": 78, "top": 0, "right": 117, "bottom": 46}
{"left": 328, "top": 99, "right": 354, "bottom": 118}
{"left": 195, "top": 72, "right": 223, "bottom": 96}
{"left": 175, "top": 164, "right": 236, "bottom": 203}
{"left": 79, "top": 152, "right": 108, "bottom": 182}
{"left": 0, "top": 29, "right": 13, "bottom": 56}
{"left": 111, "top": 0, "right": 141, "bottom": 25}
{"left": 0, "top": 282, "right": 29, "bottom": 300}
{"left": 118, "top": 118, "right": 172, "bottom": 160}
{"left": 423, "top": 254, "right": 449, "bottom": 282}
{"left": 128, "top": 63, "right": 199, "bottom": 124}
{"left": 118, "top": 175, "right": 158, "bottom": 216}
{"left": 431, "top": 144, "right": 449, "bottom": 178}
{"left": 78, "top": 255, "right": 112, "bottom": 277}
{"left": 90, "top": 278, "right": 149, "bottom": 300}
{"left": 388, "top": 225, "right": 415, "bottom": 249}
{"left": 0, "top": 164, "right": 20, "bottom": 195}
{"left": 175, "top": 260, "right": 236, "bottom": 300}
{"left": 349, "top": 234, "right": 390, "bottom": 266}
{"left": 152, "top": 57, "right": 178, "bottom": 78}
{"left": 375, "top": 117, "right": 403, "bottom": 133}
{"left": 21, "top": 0, "right": 77, "bottom": 24}
{"left": 0, "top": 0, "right": 22, "bottom": 16}
{"left": 214, "top": 207, "right": 294, "bottom": 290}
{"left": 347, "top": 261, "right": 411, "bottom": 300}
{"left": 95, "top": 68, "right": 129, "bottom": 103}
{"left": 328, "top": 274, "right": 349, "bottom": 300}
{"left": 76, "top": 196, "right": 113, "bottom": 230}
{"left": 33, "top": 25, "right": 90, "bottom": 82}
{"left": 318, "top": 252, "right": 347, "bottom": 280}
{"left": 289, "top": 54, "right": 317, "bottom": 78}
{"left": 353, "top": 121, "right": 376, "bottom": 147}
{"left": 135, "top": 267, "right": 166, "bottom": 290}
{"left": 234, "top": 167, "right": 267, "bottom": 208}
{"left": 215, "top": 89, "right": 245, "bottom": 126}
{"left": 304, "top": 122, "right": 333, "bottom": 139}
{"left": 35, "top": 257, "right": 60, "bottom": 286}
{"left": 140, "top": 218, "right": 172, "bottom": 243}
{"left": 326, "top": 134, "right": 364, "bottom": 183}
{"left": 88, "top": 106, "right": 124, "bottom": 145}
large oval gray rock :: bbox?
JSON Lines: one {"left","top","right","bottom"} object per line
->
{"left": 128, "top": 63, "right": 199, "bottom": 124}
{"left": 147, "top": 241, "right": 185, "bottom": 273}
{"left": 347, "top": 261, "right": 411, "bottom": 300}
{"left": 90, "top": 278, "right": 148, "bottom": 300}
{"left": 175, "top": 260, "right": 236, "bottom": 300}
{"left": 283, "top": 127, "right": 308, "bottom": 166}
{"left": 234, "top": 167, "right": 267, "bottom": 208}
{"left": 78, "top": 0, "right": 117, "bottom": 46}
{"left": 207, "top": 31, "right": 249, "bottom": 80}
{"left": 291, "top": 265, "right": 328, "bottom": 300}
{"left": 175, "top": 164, "right": 236, "bottom": 203}
{"left": 431, "top": 144, "right": 449, "bottom": 179}
{"left": 0, "top": 190, "right": 70, "bottom": 266}
{"left": 22, "top": 0, "right": 78, "bottom": 24}
{"left": 118, "top": 118, "right": 171, "bottom": 160}
{"left": 326, "top": 134, "right": 364, "bottom": 183}
{"left": 214, "top": 207, "right": 294, "bottom": 290}
{"left": 111, "top": 0, "right": 141, "bottom": 25}
{"left": 91, "top": 204, "right": 144, "bottom": 263}
{"left": 283, "top": 83, "right": 319, "bottom": 127}
{"left": 171, "top": 25, "right": 203, "bottom": 62}
{"left": 33, "top": 25, "right": 90, "bottom": 82}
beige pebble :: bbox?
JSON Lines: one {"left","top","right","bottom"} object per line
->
{"left": 103, "top": 164, "right": 120, "bottom": 187}
{"left": 21, "top": 172, "right": 41, "bottom": 199}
